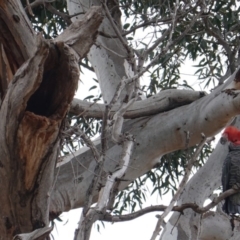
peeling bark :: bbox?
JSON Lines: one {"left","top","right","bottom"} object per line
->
{"left": 0, "top": 0, "right": 36, "bottom": 70}
{"left": 18, "top": 112, "right": 59, "bottom": 191}
{"left": 0, "top": 1, "right": 102, "bottom": 236}
{"left": 0, "top": 33, "right": 79, "bottom": 237}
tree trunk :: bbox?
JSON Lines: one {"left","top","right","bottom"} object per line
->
{"left": 0, "top": 36, "right": 79, "bottom": 239}
{"left": 0, "top": 1, "right": 102, "bottom": 239}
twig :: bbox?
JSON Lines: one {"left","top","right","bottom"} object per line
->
{"left": 204, "top": 19, "right": 235, "bottom": 73}
{"left": 82, "top": 155, "right": 104, "bottom": 216}
{"left": 77, "top": 128, "right": 101, "bottom": 162}
{"left": 101, "top": 104, "right": 110, "bottom": 157}
{"left": 166, "top": 0, "right": 179, "bottom": 48}
{"left": 25, "top": 0, "right": 71, "bottom": 24}
{"left": 98, "top": 17, "right": 173, "bottom": 38}
{"left": 101, "top": 0, "right": 133, "bottom": 58}
{"left": 101, "top": 0, "right": 137, "bottom": 74}
{"left": 111, "top": 98, "right": 135, "bottom": 143}
{"left": 100, "top": 76, "right": 128, "bottom": 152}
{"left": 142, "top": 3, "right": 200, "bottom": 58}
{"left": 99, "top": 188, "right": 240, "bottom": 222}
{"left": 26, "top": 0, "right": 34, "bottom": 16}
{"left": 96, "top": 138, "right": 134, "bottom": 210}
{"left": 24, "top": 0, "right": 55, "bottom": 11}
{"left": 45, "top": 3, "right": 72, "bottom": 25}
{"left": 106, "top": 179, "right": 121, "bottom": 211}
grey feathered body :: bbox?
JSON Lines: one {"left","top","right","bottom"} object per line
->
{"left": 222, "top": 143, "right": 240, "bottom": 214}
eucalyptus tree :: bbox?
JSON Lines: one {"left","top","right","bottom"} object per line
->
{"left": 1, "top": 0, "right": 240, "bottom": 239}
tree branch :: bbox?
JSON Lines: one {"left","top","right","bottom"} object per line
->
{"left": 204, "top": 18, "right": 235, "bottom": 73}
{"left": 45, "top": 3, "right": 72, "bottom": 25}
{"left": 70, "top": 89, "right": 206, "bottom": 119}
{"left": 50, "top": 70, "right": 240, "bottom": 213}
{"left": 100, "top": 188, "right": 239, "bottom": 223}
{"left": 54, "top": 6, "right": 103, "bottom": 59}
{"left": 75, "top": 137, "right": 134, "bottom": 240}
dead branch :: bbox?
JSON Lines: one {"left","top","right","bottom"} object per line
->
{"left": 54, "top": 6, "right": 103, "bottom": 59}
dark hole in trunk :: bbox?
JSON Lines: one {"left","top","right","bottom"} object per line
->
{"left": 26, "top": 69, "right": 59, "bottom": 117}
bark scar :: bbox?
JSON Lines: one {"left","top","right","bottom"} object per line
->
{"left": 15, "top": 41, "right": 79, "bottom": 191}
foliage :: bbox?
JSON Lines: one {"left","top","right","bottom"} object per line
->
{"left": 121, "top": 0, "right": 240, "bottom": 93}
{"left": 22, "top": 0, "right": 68, "bottom": 39}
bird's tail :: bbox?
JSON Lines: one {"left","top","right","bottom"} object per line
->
{"left": 223, "top": 198, "right": 240, "bottom": 214}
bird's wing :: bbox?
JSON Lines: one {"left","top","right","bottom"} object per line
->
{"left": 222, "top": 152, "right": 231, "bottom": 192}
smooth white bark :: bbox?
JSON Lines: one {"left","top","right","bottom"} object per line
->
{"left": 70, "top": 89, "right": 206, "bottom": 118}
{"left": 59, "top": 2, "right": 240, "bottom": 240}
{"left": 160, "top": 94, "right": 240, "bottom": 239}
{"left": 50, "top": 72, "right": 240, "bottom": 213}
{"left": 67, "top": 0, "right": 135, "bottom": 103}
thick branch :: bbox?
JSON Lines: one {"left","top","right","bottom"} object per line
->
{"left": 55, "top": 6, "right": 103, "bottom": 59}
{"left": 70, "top": 89, "right": 206, "bottom": 118}
{"left": 50, "top": 70, "right": 240, "bottom": 213}
{"left": 0, "top": 3, "right": 103, "bottom": 72}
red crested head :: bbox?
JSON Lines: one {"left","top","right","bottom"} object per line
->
{"left": 221, "top": 126, "right": 240, "bottom": 145}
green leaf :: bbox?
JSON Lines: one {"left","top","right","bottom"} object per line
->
{"left": 123, "top": 23, "right": 130, "bottom": 29}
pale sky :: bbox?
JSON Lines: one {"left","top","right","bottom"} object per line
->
{"left": 52, "top": 198, "right": 172, "bottom": 240}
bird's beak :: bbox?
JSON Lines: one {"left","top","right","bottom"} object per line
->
{"left": 220, "top": 133, "right": 228, "bottom": 145}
